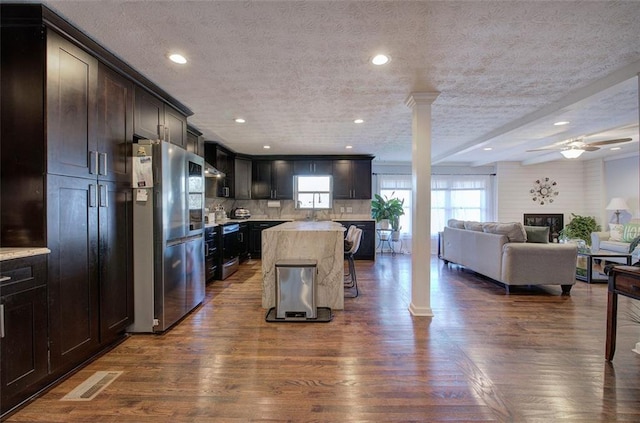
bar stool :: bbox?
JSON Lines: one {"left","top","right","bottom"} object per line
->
{"left": 344, "top": 227, "right": 363, "bottom": 298}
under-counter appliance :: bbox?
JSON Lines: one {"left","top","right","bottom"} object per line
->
{"left": 129, "top": 140, "right": 206, "bottom": 333}
{"left": 221, "top": 223, "right": 240, "bottom": 279}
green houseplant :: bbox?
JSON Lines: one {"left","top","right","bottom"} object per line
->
{"left": 558, "top": 213, "right": 601, "bottom": 246}
{"left": 371, "top": 193, "right": 405, "bottom": 235}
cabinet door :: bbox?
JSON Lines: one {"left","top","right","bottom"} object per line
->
{"left": 46, "top": 31, "right": 97, "bottom": 179}
{"left": 251, "top": 161, "right": 272, "bottom": 199}
{"left": 336, "top": 221, "right": 375, "bottom": 260}
{"left": 293, "top": 160, "right": 333, "bottom": 175}
{"left": 97, "top": 64, "right": 133, "bottom": 183}
{"left": 332, "top": 160, "right": 352, "bottom": 199}
{"left": 238, "top": 223, "right": 250, "bottom": 260}
{"left": 234, "top": 158, "right": 252, "bottom": 199}
{"left": 351, "top": 160, "right": 372, "bottom": 199}
{"left": 272, "top": 160, "right": 293, "bottom": 199}
{"left": 0, "top": 256, "right": 48, "bottom": 415}
{"left": 47, "top": 174, "right": 100, "bottom": 372}
{"left": 215, "top": 148, "right": 235, "bottom": 198}
{"left": 186, "top": 130, "right": 199, "bottom": 154}
{"left": 165, "top": 104, "right": 187, "bottom": 149}
{"left": 133, "top": 86, "right": 163, "bottom": 140}
{"left": 98, "top": 181, "right": 133, "bottom": 343}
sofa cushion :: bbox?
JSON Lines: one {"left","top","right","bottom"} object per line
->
{"left": 482, "top": 222, "right": 527, "bottom": 242}
{"left": 463, "top": 221, "right": 484, "bottom": 231}
{"left": 609, "top": 223, "right": 624, "bottom": 241}
{"left": 599, "top": 240, "right": 631, "bottom": 254}
{"left": 622, "top": 223, "right": 640, "bottom": 242}
{"left": 524, "top": 225, "right": 549, "bottom": 243}
{"left": 447, "top": 219, "right": 465, "bottom": 229}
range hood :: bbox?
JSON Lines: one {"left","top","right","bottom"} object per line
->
{"left": 204, "top": 162, "right": 225, "bottom": 178}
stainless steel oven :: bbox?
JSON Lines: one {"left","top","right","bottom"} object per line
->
{"left": 221, "top": 223, "right": 239, "bottom": 279}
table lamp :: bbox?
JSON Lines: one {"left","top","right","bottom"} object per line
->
{"left": 606, "top": 197, "right": 629, "bottom": 224}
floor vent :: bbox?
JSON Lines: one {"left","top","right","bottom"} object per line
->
{"left": 61, "top": 371, "right": 123, "bottom": 401}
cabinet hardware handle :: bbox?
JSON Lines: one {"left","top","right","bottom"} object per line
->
{"left": 89, "top": 184, "right": 97, "bottom": 207}
{"left": 223, "top": 186, "right": 230, "bottom": 197}
{"left": 99, "top": 152, "right": 107, "bottom": 176}
{"left": 99, "top": 184, "right": 108, "bottom": 207}
{"left": 158, "top": 124, "right": 164, "bottom": 141}
{"left": 89, "top": 151, "right": 99, "bottom": 175}
{"left": 0, "top": 304, "right": 5, "bottom": 339}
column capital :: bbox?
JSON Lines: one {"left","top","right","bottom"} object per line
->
{"left": 405, "top": 92, "right": 440, "bottom": 108}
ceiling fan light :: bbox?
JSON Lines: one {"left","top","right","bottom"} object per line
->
{"left": 560, "top": 148, "right": 585, "bottom": 159}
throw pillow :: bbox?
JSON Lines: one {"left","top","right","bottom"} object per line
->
{"left": 463, "top": 221, "right": 484, "bottom": 231}
{"left": 447, "top": 219, "right": 465, "bottom": 229}
{"left": 482, "top": 222, "right": 527, "bottom": 243}
{"left": 609, "top": 223, "right": 624, "bottom": 242}
{"left": 622, "top": 223, "right": 640, "bottom": 242}
{"left": 524, "top": 225, "right": 549, "bottom": 243}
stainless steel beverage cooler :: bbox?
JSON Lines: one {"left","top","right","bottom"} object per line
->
{"left": 275, "top": 259, "right": 318, "bottom": 319}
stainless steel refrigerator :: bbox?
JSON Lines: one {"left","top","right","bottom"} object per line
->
{"left": 129, "top": 140, "right": 205, "bottom": 333}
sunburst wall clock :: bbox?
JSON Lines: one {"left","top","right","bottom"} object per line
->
{"left": 530, "top": 177, "right": 558, "bottom": 205}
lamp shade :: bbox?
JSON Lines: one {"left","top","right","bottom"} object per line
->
{"left": 606, "top": 197, "right": 629, "bottom": 211}
{"left": 560, "top": 148, "right": 585, "bottom": 159}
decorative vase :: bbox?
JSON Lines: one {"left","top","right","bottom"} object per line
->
{"left": 379, "top": 219, "right": 390, "bottom": 230}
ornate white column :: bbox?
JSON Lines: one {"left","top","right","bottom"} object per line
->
{"left": 405, "top": 92, "right": 439, "bottom": 316}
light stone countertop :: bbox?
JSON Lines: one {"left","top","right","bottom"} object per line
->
{"left": 263, "top": 221, "right": 345, "bottom": 232}
{"left": 0, "top": 247, "right": 51, "bottom": 261}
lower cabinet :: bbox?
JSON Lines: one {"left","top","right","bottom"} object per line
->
{"left": 0, "top": 254, "right": 49, "bottom": 416}
{"left": 335, "top": 220, "right": 376, "bottom": 260}
{"left": 249, "top": 221, "right": 287, "bottom": 258}
{"left": 239, "top": 222, "right": 250, "bottom": 262}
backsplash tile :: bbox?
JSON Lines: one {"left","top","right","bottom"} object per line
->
{"left": 205, "top": 198, "right": 372, "bottom": 220}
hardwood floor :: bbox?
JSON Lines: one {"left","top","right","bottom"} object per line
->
{"left": 6, "top": 255, "right": 640, "bottom": 422}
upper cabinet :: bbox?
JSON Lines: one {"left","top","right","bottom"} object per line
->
{"left": 46, "top": 31, "right": 98, "bottom": 179}
{"left": 133, "top": 86, "right": 187, "bottom": 148}
{"left": 205, "top": 143, "right": 235, "bottom": 198}
{"left": 235, "top": 157, "right": 252, "bottom": 200}
{"left": 186, "top": 125, "right": 204, "bottom": 157}
{"left": 251, "top": 160, "right": 293, "bottom": 200}
{"left": 333, "top": 159, "right": 372, "bottom": 199}
{"left": 293, "top": 160, "right": 333, "bottom": 175}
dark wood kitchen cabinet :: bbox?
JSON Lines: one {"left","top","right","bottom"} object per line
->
{"left": 333, "top": 159, "right": 372, "bottom": 200}
{"left": 134, "top": 86, "right": 187, "bottom": 148}
{"left": 251, "top": 160, "right": 293, "bottom": 199}
{"left": 249, "top": 221, "right": 288, "bottom": 258}
{"left": 293, "top": 160, "right": 333, "bottom": 175}
{"left": 187, "top": 125, "right": 205, "bottom": 157}
{"left": 205, "top": 143, "right": 235, "bottom": 198}
{"left": 0, "top": 254, "right": 49, "bottom": 415}
{"left": 239, "top": 222, "right": 250, "bottom": 262}
{"left": 0, "top": 5, "right": 152, "bottom": 415}
{"left": 235, "top": 157, "right": 252, "bottom": 200}
{"left": 335, "top": 220, "right": 376, "bottom": 260}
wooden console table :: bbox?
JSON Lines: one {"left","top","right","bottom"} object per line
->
{"left": 606, "top": 265, "right": 640, "bottom": 361}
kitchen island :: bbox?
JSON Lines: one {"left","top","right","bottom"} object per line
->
{"left": 262, "top": 221, "right": 346, "bottom": 310}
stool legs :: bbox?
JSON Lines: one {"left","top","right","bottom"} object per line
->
{"left": 344, "top": 254, "right": 358, "bottom": 297}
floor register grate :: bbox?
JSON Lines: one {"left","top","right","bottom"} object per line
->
{"left": 61, "top": 371, "right": 123, "bottom": 401}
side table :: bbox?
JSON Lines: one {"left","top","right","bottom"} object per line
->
{"left": 576, "top": 250, "right": 631, "bottom": 283}
{"left": 606, "top": 265, "right": 640, "bottom": 360}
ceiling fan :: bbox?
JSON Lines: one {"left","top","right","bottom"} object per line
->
{"left": 526, "top": 137, "right": 633, "bottom": 158}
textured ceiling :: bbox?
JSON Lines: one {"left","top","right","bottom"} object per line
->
{"left": 40, "top": 0, "right": 640, "bottom": 164}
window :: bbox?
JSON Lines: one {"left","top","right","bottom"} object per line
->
{"left": 294, "top": 175, "right": 333, "bottom": 209}
{"left": 431, "top": 174, "right": 495, "bottom": 236}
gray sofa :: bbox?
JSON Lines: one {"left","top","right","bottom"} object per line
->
{"left": 441, "top": 220, "right": 578, "bottom": 294}
{"left": 591, "top": 219, "right": 640, "bottom": 263}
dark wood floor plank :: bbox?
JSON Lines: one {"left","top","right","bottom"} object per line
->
{"left": 5, "top": 255, "right": 640, "bottom": 422}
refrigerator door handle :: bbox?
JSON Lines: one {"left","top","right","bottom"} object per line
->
{"left": 89, "top": 184, "right": 97, "bottom": 208}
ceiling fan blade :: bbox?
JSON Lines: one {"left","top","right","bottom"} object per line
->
{"left": 583, "top": 146, "right": 600, "bottom": 152}
{"left": 587, "top": 137, "right": 632, "bottom": 146}
{"left": 526, "top": 146, "right": 562, "bottom": 152}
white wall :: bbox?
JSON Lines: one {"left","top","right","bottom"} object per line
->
{"left": 604, "top": 155, "right": 640, "bottom": 224}
{"left": 496, "top": 161, "right": 589, "bottom": 225}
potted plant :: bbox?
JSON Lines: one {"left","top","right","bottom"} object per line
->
{"left": 558, "top": 213, "right": 601, "bottom": 246}
{"left": 371, "top": 193, "right": 405, "bottom": 238}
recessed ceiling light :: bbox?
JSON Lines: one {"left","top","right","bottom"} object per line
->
{"left": 610, "top": 147, "right": 621, "bottom": 151}
{"left": 354, "top": 119, "right": 364, "bottom": 124}
{"left": 483, "top": 147, "right": 493, "bottom": 151}
{"left": 371, "top": 54, "right": 390, "bottom": 65}
{"left": 234, "top": 118, "right": 246, "bottom": 123}
{"left": 346, "top": 145, "right": 353, "bottom": 149}
{"left": 263, "top": 145, "right": 270, "bottom": 149}
{"left": 168, "top": 53, "right": 187, "bottom": 64}
{"left": 553, "top": 121, "right": 570, "bottom": 126}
